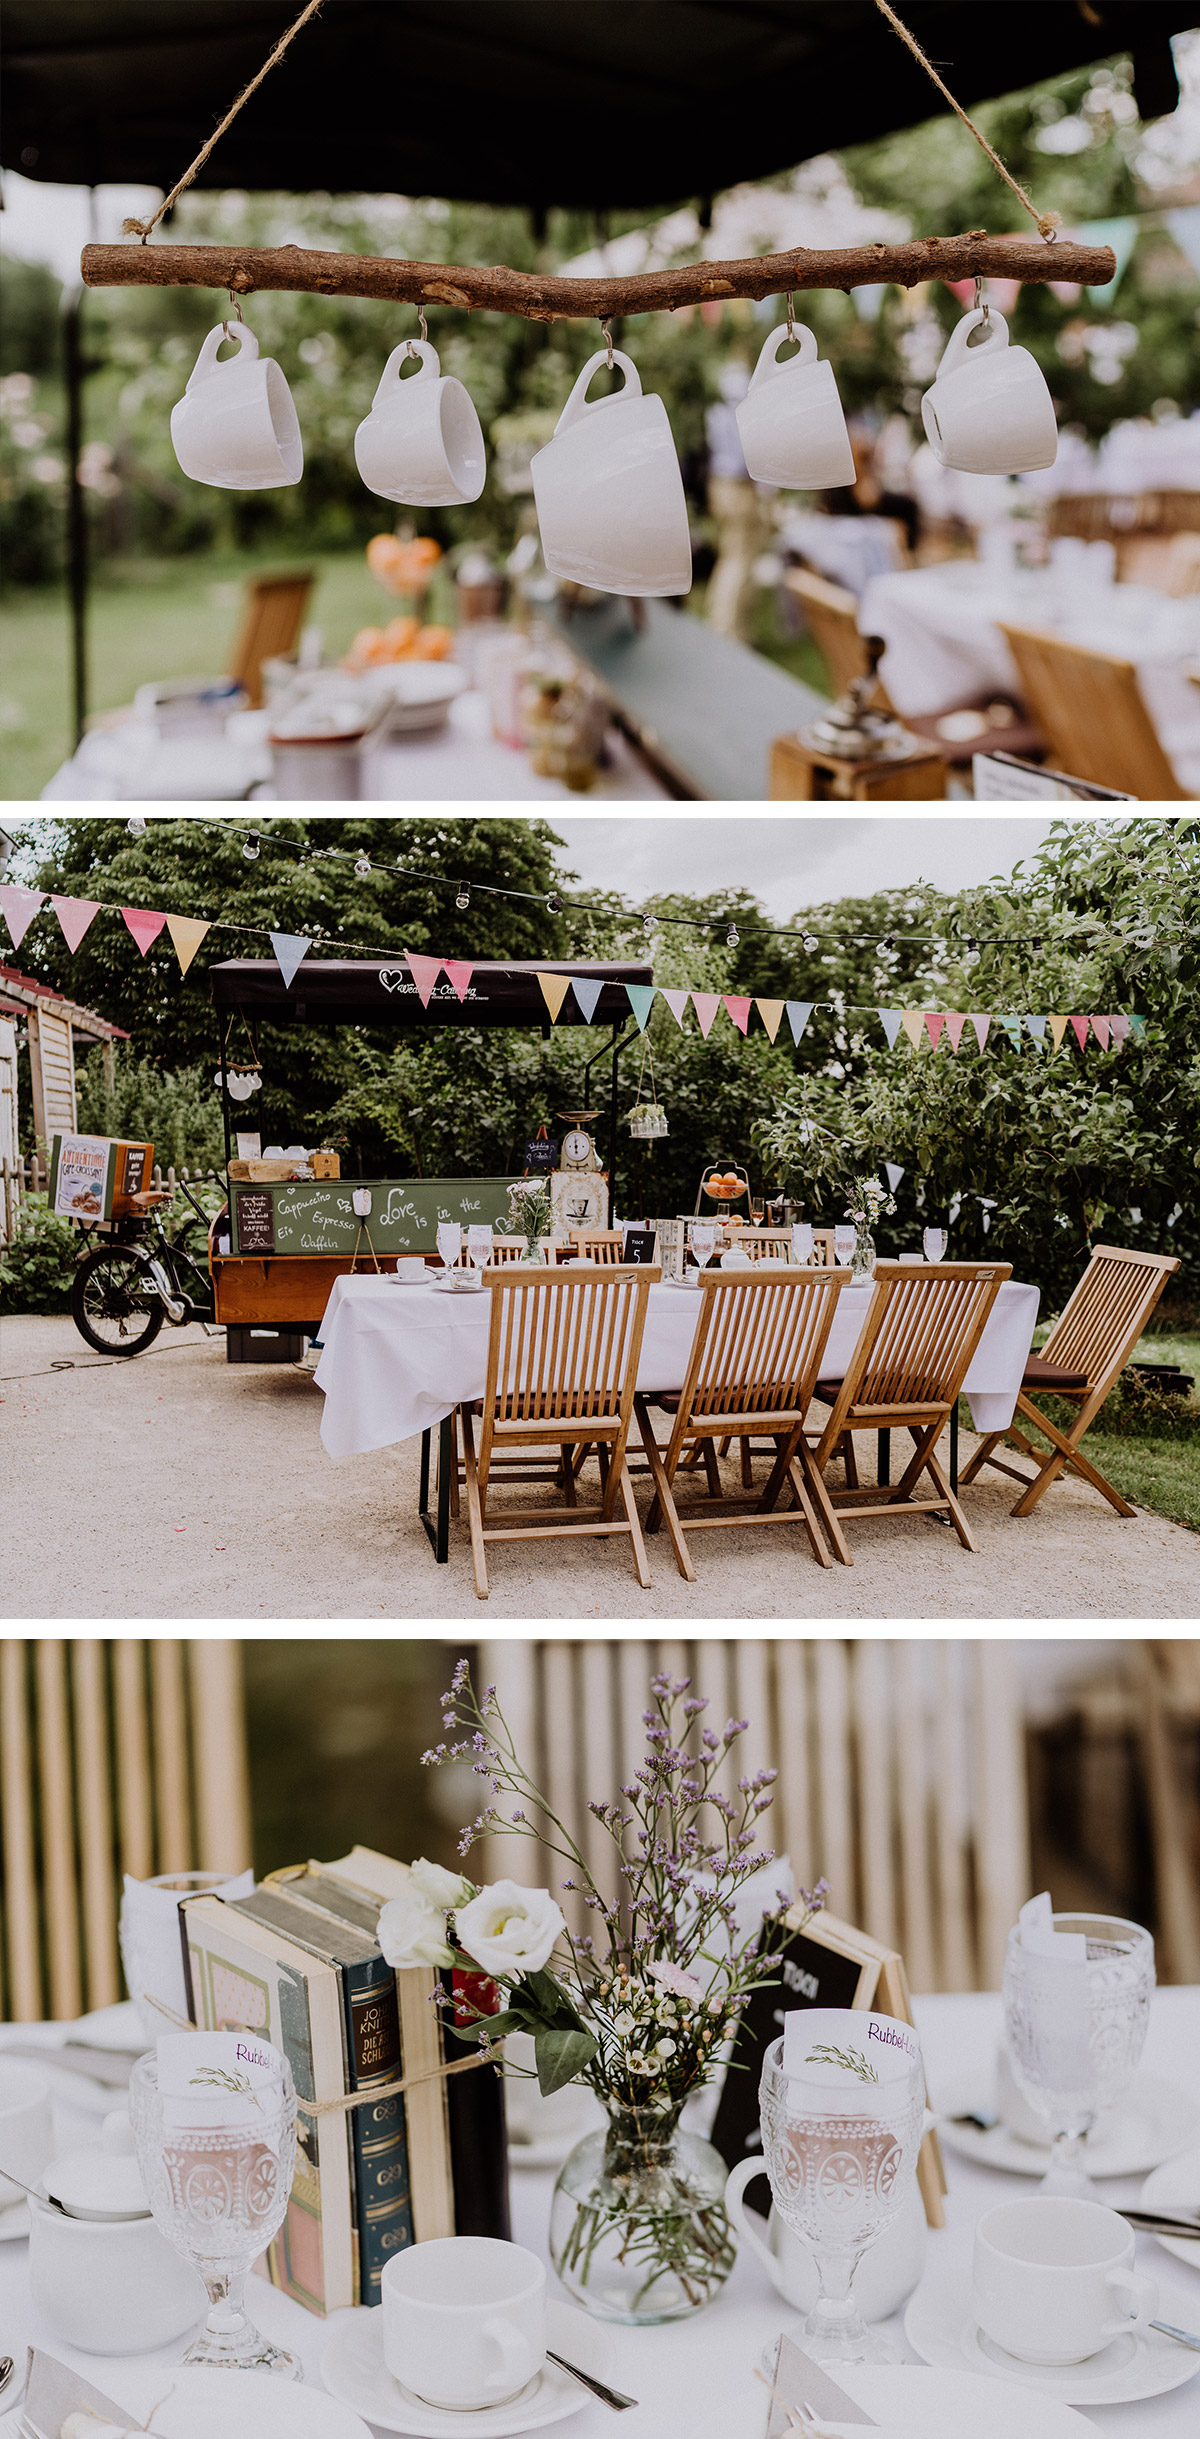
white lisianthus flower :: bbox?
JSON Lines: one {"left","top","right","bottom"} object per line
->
{"left": 377, "top": 1889, "right": 455, "bottom": 1970}
{"left": 455, "top": 1880, "right": 566, "bottom": 1979}
{"left": 411, "top": 1856, "right": 473, "bottom": 1912}
{"left": 649, "top": 1959, "right": 703, "bottom": 2002}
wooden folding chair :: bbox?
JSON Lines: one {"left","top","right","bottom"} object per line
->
{"left": 810, "top": 1262, "right": 1010, "bottom": 1557}
{"left": 227, "top": 569, "right": 316, "bottom": 708}
{"left": 998, "top": 624, "right": 1186, "bottom": 799}
{"left": 785, "top": 569, "right": 889, "bottom": 699}
{"left": 633, "top": 1269, "right": 849, "bottom": 1580}
{"left": 960, "top": 1243, "right": 1180, "bottom": 1518}
{"left": 460, "top": 1265, "right": 657, "bottom": 1600}
{"left": 487, "top": 1237, "right": 531, "bottom": 1264}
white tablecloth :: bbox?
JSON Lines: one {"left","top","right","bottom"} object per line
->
{"left": 313, "top": 1274, "right": 1040, "bottom": 1458}
{"left": 3, "top": 1989, "right": 1198, "bottom": 2438}
{"left": 857, "top": 562, "right": 1200, "bottom": 791}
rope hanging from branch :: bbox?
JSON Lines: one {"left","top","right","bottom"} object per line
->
{"left": 121, "top": 0, "right": 324, "bottom": 242}
{"left": 874, "top": 0, "right": 1062, "bottom": 241}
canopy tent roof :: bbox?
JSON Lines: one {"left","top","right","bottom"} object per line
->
{"left": 208, "top": 957, "right": 653, "bottom": 1028}
{"left": 2, "top": 2, "right": 1188, "bottom": 210}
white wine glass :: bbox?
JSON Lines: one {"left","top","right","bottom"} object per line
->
{"left": 922, "top": 1228, "right": 948, "bottom": 1262}
{"left": 791, "top": 1222, "right": 815, "bottom": 1265}
{"left": 129, "top": 2050, "right": 301, "bottom": 2377}
{"left": 1003, "top": 1913, "right": 1154, "bottom": 2199}
{"left": 467, "top": 1224, "right": 493, "bottom": 1280}
{"left": 689, "top": 1222, "right": 716, "bottom": 1275}
{"left": 436, "top": 1220, "right": 463, "bottom": 1273}
{"left": 833, "top": 1224, "right": 856, "bottom": 1268}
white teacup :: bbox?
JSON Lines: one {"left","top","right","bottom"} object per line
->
{"left": 973, "top": 2195, "right": 1157, "bottom": 2365}
{"left": 382, "top": 2234, "right": 546, "bottom": 2408}
{"left": 725, "top": 2153, "right": 927, "bottom": 2321}
{"left": 0, "top": 2058, "right": 53, "bottom": 2213}
{"left": 921, "top": 307, "right": 1057, "bottom": 476}
{"left": 354, "top": 339, "right": 486, "bottom": 506}
{"left": 736, "top": 323, "right": 855, "bottom": 488}
{"left": 531, "top": 349, "right": 692, "bottom": 597}
{"left": 170, "top": 323, "right": 303, "bottom": 490}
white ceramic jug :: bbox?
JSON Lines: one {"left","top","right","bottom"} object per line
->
{"left": 28, "top": 2111, "right": 205, "bottom": 2354}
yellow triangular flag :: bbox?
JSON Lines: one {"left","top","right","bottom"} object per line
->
{"left": 536, "top": 971, "right": 571, "bottom": 1023}
{"left": 166, "top": 915, "right": 211, "bottom": 977}
{"left": 756, "top": 998, "right": 784, "bottom": 1043}
{"left": 1047, "top": 1014, "right": 1070, "bottom": 1052}
{"left": 900, "top": 1009, "right": 924, "bottom": 1047}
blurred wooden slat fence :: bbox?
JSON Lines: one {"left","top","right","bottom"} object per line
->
{"left": 1, "top": 1156, "right": 226, "bottom": 1245}
{"left": 0, "top": 1641, "right": 251, "bottom": 2022}
{"left": 479, "top": 1639, "right": 1031, "bottom": 1992}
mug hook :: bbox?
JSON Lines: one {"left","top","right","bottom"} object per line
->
{"left": 405, "top": 305, "right": 429, "bottom": 359}
{"left": 601, "top": 317, "right": 614, "bottom": 371}
{"left": 786, "top": 291, "right": 796, "bottom": 344}
{"left": 222, "top": 289, "right": 246, "bottom": 340}
{"left": 973, "top": 275, "right": 990, "bottom": 326}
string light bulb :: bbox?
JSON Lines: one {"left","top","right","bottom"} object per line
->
{"left": 126, "top": 815, "right": 147, "bottom": 836}
{"left": 642, "top": 912, "right": 656, "bottom": 936}
{"left": 803, "top": 934, "right": 819, "bottom": 953}
{"left": 354, "top": 852, "right": 372, "bottom": 879}
{"left": 726, "top": 922, "right": 739, "bottom": 948}
{"left": 456, "top": 882, "right": 470, "bottom": 911}
{"left": 242, "top": 831, "right": 260, "bottom": 862}
{"left": 546, "top": 892, "right": 563, "bottom": 914}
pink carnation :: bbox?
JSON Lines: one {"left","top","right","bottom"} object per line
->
{"left": 649, "top": 1959, "right": 703, "bottom": 2001}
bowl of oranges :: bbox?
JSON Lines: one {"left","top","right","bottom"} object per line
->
{"left": 703, "top": 1168, "right": 748, "bottom": 1203}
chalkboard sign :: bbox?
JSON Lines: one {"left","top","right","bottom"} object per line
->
{"left": 235, "top": 1191, "right": 276, "bottom": 1253}
{"left": 622, "top": 1228, "right": 658, "bottom": 1266}
{"left": 230, "top": 1176, "right": 521, "bottom": 1257}
{"left": 709, "top": 1913, "right": 880, "bottom": 2171}
{"left": 122, "top": 1146, "right": 147, "bottom": 1196}
{"left": 524, "top": 1135, "right": 559, "bottom": 1172}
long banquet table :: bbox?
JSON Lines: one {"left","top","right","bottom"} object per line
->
{"left": 2, "top": 1989, "right": 1198, "bottom": 2437}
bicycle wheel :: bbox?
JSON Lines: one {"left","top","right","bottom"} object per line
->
{"left": 71, "top": 1248, "right": 164, "bottom": 1357}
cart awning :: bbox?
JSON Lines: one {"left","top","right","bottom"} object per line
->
{"left": 208, "top": 957, "right": 654, "bottom": 1028}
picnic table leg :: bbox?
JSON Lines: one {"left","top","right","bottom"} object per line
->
{"left": 877, "top": 1428, "right": 890, "bottom": 1488}
{"left": 418, "top": 1414, "right": 454, "bottom": 1563}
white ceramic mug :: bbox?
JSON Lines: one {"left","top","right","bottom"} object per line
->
{"left": 531, "top": 349, "right": 692, "bottom": 597}
{"left": 921, "top": 307, "right": 1057, "bottom": 476}
{"left": 382, "top": 2234, "right": 546, "bottom": 2408}
{"left": 0, "top": 2059, "right": 53, "bottom": 2212}
{"left": 170, "top": 323, "right": 303, "bottom": 490}
{"left": 354, "top": 339, "right": 486, "bottom": 506}
{"left": 973, "top": 2195, "right": 1157, "bottom": 2365}
{"left": 736, "top": 323, "right": 855, "bottom": 488}
{"left": 725, "top": 2153, "right": 927, "bottom": 2320}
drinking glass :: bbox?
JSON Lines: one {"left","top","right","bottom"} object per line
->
{"left": 923, "top": 1228, "right": 948, "bottom": 1262}
{"left": 689, "top": 1222, "right": 716, "bottom": 1273}
{"left": 467, "top": 1225, "right": 493, "bottom": 1278}
{"left": 791, "top": 1222, "right": 814, "bottom": 1265}
{"left": 129, "top": 2050, "right": 301, "bottom": 2376}
{"left": 759, "top": 2025, "right": 926, "bottom": 2365}
{"left": 436, "top": 1221, "right": 463, "bottom": 1271}
{"left": 833, "top": 1225, "right": 856, "bottom": 1268}
{"left": 1003, "top": 1914, "right": 1155, "bottom": 2199}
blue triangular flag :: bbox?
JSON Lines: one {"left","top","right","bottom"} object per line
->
{"left": 270, "top": 932, "right": 312, "bottom": 990}
{"left": 997, "top": 1012, "right": 1022, "bottom": 1049}
{"left": 626, "top": 984, "right": 657, "bottom": 1032}
{"left": 1166, "top": 207, "right": 1200, "bottom": 283}
{"left": 786, "top": 1001, "right": 814, "bottom": 1044}
{"left": 878, "top": 1009, "right": 904, "bottom": 1049}
{"left": 1076, "top": 215, "right": 1140, "bottom": 308}
{"left": 571, "top": 977, "right": 604, "bottom": 1024}
{"left": 1026, "top": 1014, "right": 1047, "bottom": 1046}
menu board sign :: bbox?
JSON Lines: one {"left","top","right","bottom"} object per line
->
{"left": 51, "top": 1134, "right": 113, "bottom": 1221}
{"left": 121, "top": 1144, "right": 148, "bottom": 1197}
{"left": 524, "top": 1135, "right": 559, "bottom": 1172}
{"left": 235, "top": 1191, "right": 276, "bottom": 1253}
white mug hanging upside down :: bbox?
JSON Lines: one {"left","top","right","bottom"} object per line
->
{"left": 170, "top": 322, "right": 303, "bottom": 489}
{"left": 531, "top": 348, "right": 693, "bottom": 597}
{"left": 354, "top": 338, "right": 486, "bottom": 506}
{"left": 736, "top": 320, "right": 855, "bottom": 489}
{"left": 921, "top": 305, "right": 1058, "bottom": 476}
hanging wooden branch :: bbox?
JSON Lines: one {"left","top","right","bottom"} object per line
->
{"left": 80, "top": 234, "right": 1114, "bottom": 320}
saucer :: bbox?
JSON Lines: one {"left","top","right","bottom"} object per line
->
{"left": 905, "top": 2257, "right": 1200, "bottom": 2405}
{"left": 816, "top": 2365, "right": 1100, "bottom": 2436}
{"left": 938, "top": 2071, "right": 1200, "bottom": 2179}
{"left": 93, "top": 2366, "right": 372, "bottom": 2438}
{"left": 321, "top": 2300, "right": 612, "bottom": 2435}
{"left": 1139, "top": 2144, "right": 1200, "bottom": 2270}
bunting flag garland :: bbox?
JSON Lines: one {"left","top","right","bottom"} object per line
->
{"left": 1091, "top": 1014, "right": 1111, "bottom": 1051}
{"left": 536, "top": 971, "right": 571, "bottom": 1023}
{"left": 122, "top": 907, "right": 167, "bottom": 957}
{"left": 570, "top": 975, "right": 603, "bottom": 1023}
{"left": 944, "top": 1013, "right": 968, "bottom": 1052}
{"left": 1128, "top": 1013, "right": 1147, "bottom": 1038}
{"left": 661, "top": 989, "right": 690, "bottom": 1029}
{"left": 724, "top": 994, "right": 752, "bottom": 1037}
{"left": 0, "top": 886, "right": 46, "bottom": 952}
{"left": 405, "top": 952, "right": 443, "bottom": 1008}
{"left": 997, "top": 1014, "right": 1023, "bottom": 1050}
{"left": 971, "top": 1014, "right": 991, "bottom": 1051}
{"left": 1069, "top": 1015, "right": 1089, "bottom": 1050}
{"left": 885, "top": 1163, "right": 905, "bottom": 1192}
{"left": 756, "top": 998, "right": 784, "bottom": 1043}
{"left": 924, "top": 1012, "right": 946, "bottom": 1051}
{"left": 625, "top": 984, "right": 658, "bottom": 1032}
{"left": 270, "top": 932, "right": 312, "bottom": 991}
{"left": 878, "top": 1009, "right": 904, "bottom": 1049}
{"left": 1026, "top": 1013, "right": 1047, "bottom": 1046}
{"left": 165, "top": 915, "right": 211, "bottom": 977}
{"left": 691, "top": 991, "right": 721, "bottom": 1040}
{"left": 1109, "top": 1013, "right": 1130, "bottom": 1047}
{"left": 1048, "top": 1014, "right": 1070, "bottom": 1051}
{"left": 51, "top": 895, "right": 100, "bottom": 953}
{"left": 900, "top": 1010, "right": 924, "bottom": 1048}
{"left": 442, "top": 958, "right": 473, "bottom": 1003}
{"left": 786, "top": 1001, "right": 814, "bottom": 1044}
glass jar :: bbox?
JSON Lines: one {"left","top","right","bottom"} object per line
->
{"left": 549, "top": 2098, "right": 734, "bottom": 2324}
{"left": 851, "top": 1225, "right": 877, "bottom": 1279}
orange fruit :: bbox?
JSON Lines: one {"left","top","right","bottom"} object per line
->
{"left": 413, "top": 624, "right": 453, "bottom": 660}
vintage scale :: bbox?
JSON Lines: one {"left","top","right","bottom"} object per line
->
{"left": 551, "top": 1110, "right": 608, "bottom": 1233}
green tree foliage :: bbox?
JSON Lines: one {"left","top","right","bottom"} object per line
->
{"left": 75, "top": 1045, "right": 226, "bottom": 1173}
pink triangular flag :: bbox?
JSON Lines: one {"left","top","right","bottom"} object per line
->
{"left": 661, "top": 989, "right": 690, "bottom": 1029}
{"left": 122, "top": 907, "right": 167, "bottom": 956}
{"left": 1109, "top": 1013, "right": 1130, "bottom": 1048}
{"left": 724, "top": 994, "right": 752, "bottom": 1036}
{"left": 944, "top": 1013, "right": 967, "bottom": 1053}
{"left": 1069, "top": 1015, "right": 1088, "bottom": 1050}
{"left": 51, "top": 895, "right": 101, "bottom": 953}
{"left": 691, "top": 992, "right": 721, "bottom": 1040}
{"left": 925, "top": 1012, "right": 946, "bottom": 1050}
{"left": 971, "top": 1014, "right": 991, "bottom": 1051}
{"left": 0, "top": 885, "right": 45, "bottom": 951}
{"left": 442, "top": 959, "right": 473, "bottom": 1003}
{"left": 1091, "top": 1015, "right": 1111, "bottom": 1050}
{"left": 406, "top": 952, "right": 442, "bottom": 1008}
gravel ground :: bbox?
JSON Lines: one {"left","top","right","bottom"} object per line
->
{"left": 2, "top": 1314, "right": 1196, "bottom": 1623}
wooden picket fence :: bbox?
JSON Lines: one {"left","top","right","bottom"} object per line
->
{"left": 0, "top": 1152, "right": 226, "bottom": 1245}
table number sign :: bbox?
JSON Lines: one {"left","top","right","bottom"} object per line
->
{"left": 710, "top": 1905, "right": 947, "bottom": 2228}
{"left": 622, "top": 1226, "right": 658, "bottom": 1265}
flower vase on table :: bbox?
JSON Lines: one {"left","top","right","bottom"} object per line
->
{"left": 844, "top": 1173, "right": 896, "bottom": 1279}
{"left": 506, "top": 1176, "right": 554, "bottom": 1263}
{"left": 379, "top": 1664, "right": 829, "bottom": 2327}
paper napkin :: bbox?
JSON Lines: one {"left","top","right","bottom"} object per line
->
{"left": 1016, "top": 1892, "right": 1090, "bottom": 2089}
{"left": 764, "top": 2334, "right": 878, "bottom": 2436}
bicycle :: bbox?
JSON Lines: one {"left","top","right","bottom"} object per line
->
{"left": 70, "top": 1176, "right": 222, "bottom": 1357}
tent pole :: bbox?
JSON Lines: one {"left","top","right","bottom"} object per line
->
{"left": 606, "top": 1022, "right": 631, "bottom": 1229}
{"left": 63, "top": 289, "right": 89, "bottom": 750}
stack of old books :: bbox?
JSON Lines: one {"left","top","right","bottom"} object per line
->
{"left": 181, "top": 1845, "right": 508, "bottom": 2316}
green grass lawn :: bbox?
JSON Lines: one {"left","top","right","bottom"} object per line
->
{"left": 0, "top": 548, "right": 393, "bottom": 800}
{"left": 962, "top": 1329, "right": 1200, "bottom": 1535}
